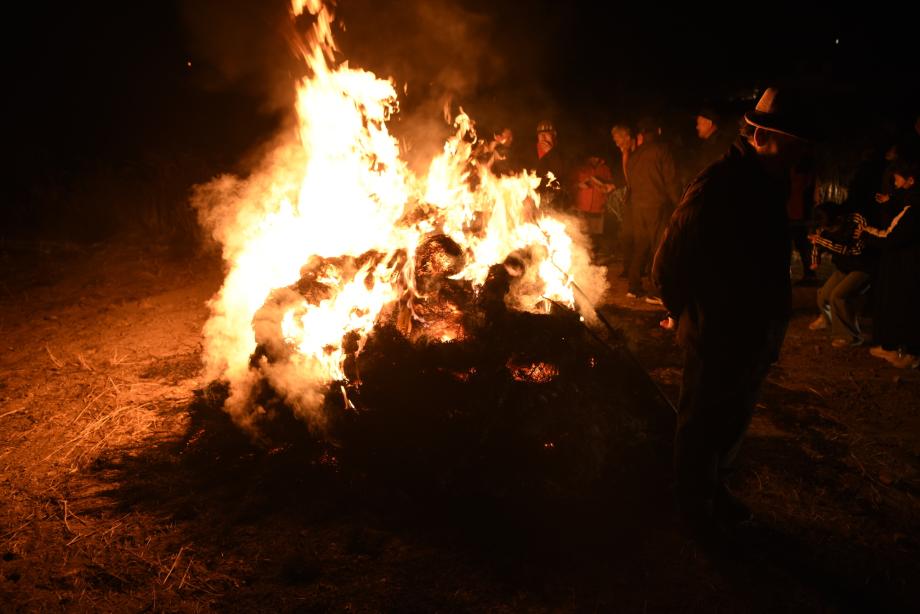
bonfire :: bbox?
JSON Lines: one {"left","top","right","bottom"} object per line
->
{"left": 192, "top": 0, "right": 665, "bottom": 496}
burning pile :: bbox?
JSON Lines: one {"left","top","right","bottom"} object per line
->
{"left": 194, "top": 0, "right": 606, "bottom": 429}
{"left": 188, "top": 1, "right": 670, "bottom": 496}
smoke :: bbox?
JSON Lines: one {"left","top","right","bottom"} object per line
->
{"left": 556, "top": 214, "right": 610, "bottom": 320}
{"left": 190, "top": 130, "right": 313, "bottom": 430}
{"left": 179, "top": 0, "right": 301, "bottom": 112}
{"left": 334, "top": 0, "right": 505, "bottom": 171}
{"left": 250, "top": 286, "right": 333, "bottom": 430}
{"left": 180, "top": 0, "right": 514, "bottom": 168}
{"left": 503, "top": 213, "right": 608, "bottom": 323}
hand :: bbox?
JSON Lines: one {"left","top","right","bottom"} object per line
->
{"left": 809, "top": 262, "right": 819, "bottom": 271}
{"left": 807, "top": 233, "right": 820, "bottom": 243}
{"left": 875, "top": 193, "right": 890, "bottom": 203}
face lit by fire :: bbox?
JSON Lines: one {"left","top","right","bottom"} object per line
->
{"left": 696, "top": 115, "right": 716, "bottom": 140}
{"left": 495, "top": 128, "right": 513, "bottom": 146}
{"left": 537, "top": 129, "right": 556, "bottom": 151}
{"left": 610, "top": 126, "right": 633, "bottom": 153}
{"left": 893, "top": 173, "right": 915, "bottom": 190}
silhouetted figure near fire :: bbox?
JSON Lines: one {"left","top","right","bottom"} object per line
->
{"left": 807, "top": 202, "right": 874, "bottom": 348}
{"left": 480, "top": 127, "right": 517, "bottom": 176}
{"left": 688, "top": 106, "right": 736, "bottom": 182}
{"left": 610, "top": 124, "right": 637, "bottom": 276}
{"left": 859, "top": 158, "right": 920, "bottom": 369}
{"left": 626, "top": 117, "right": 681, "bottom": 300}
{"left": 529, "top": 120, "right": 567, "bottom": 209}
{"left": 653, "top": 87, "right": 814, "bottom": 535}
{"left": 787, "top": 153, "right": 818, "bottom": 285}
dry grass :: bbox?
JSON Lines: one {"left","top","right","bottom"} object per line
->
{"left": 1, "top": 243, "right": 918, "bottom": 612}
{"left": 0, "top": 353, "right": 206, "bottom": 610}
{"left": 0, "top": 242, "right": 213, "bottom": 610}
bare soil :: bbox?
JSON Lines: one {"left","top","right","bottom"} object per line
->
{"left": 1, "top": 240, "right": 917, "bottom": 612}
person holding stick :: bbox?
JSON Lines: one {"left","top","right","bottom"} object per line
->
{"left": 653, "top": 87, "right": 814, "bottom": 535}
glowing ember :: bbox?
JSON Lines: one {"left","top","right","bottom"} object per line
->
{"left": 193, "top": 0, "right": 607, "bottom": 429}
{"left": 507, "top": 360, "right": 560, "bottom": 384}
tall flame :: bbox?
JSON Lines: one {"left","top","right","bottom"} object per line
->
{"left": 194, "top": 1, "right": 607, "bottom": 430}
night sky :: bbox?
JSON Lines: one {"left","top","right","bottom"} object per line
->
{"left": 5, "top": 0, "right": 918, "bottom": 239}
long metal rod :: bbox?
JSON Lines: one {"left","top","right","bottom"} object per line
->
{"left": 537, "top": 225, "right": 677, "bottom": 414}
{"left": 560, "top": 279, "right": 678, "bottom": 415}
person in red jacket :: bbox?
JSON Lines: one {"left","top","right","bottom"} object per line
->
{"left": 571, "top": 153, "right": 615, "bottom": 256}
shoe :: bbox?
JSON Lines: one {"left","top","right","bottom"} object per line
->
{"left": 890, "top": 353, "right": 920, "bottom": 369}
{"left": 626, "top": 291, "right": 642, "bottom": 299}
{"left": 869, "top": 346, "right": 900, "bottom": 362}
{"left": 831, "top": 338, "right": 849, "bottom": 348}
{"left": 644, "top": 296, "right": 664, "bottom": 306}
{"left": 808, "top": 316, "right": 829, "bottom": 331}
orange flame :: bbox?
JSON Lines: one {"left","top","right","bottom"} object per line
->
{"left": 194, "top": 1, "right": 607, "bottom": 428}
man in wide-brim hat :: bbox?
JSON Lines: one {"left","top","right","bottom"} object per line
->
{"left": 653, "top": 87, "right": 814, "bottom": 535}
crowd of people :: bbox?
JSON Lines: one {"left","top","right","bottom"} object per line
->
{"left": 808, "top": 154, "right": 920, "bottom": 369}
{"left": 475, "top": 97, "right": 920, "bottom": 371}
{"left": 474, "top": 89, "right": 919, "bottom": 536}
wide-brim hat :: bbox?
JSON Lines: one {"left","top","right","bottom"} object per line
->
{"left": 744, "top": 87, "right": 817, "bottom": 142}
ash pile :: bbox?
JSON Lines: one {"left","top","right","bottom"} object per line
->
{"left": 240, "top": 234, "right": 673, "bottom": 501}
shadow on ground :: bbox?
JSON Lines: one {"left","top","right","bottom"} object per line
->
{"left": 86, "top": 377, "right": 915, "bottom": 610}
{"left": 91, "top": 379, "right": 679, "bottom": 610}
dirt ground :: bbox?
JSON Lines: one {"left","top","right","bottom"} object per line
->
{"left": 1, "top": 239, "right": 918, "bottom": 612}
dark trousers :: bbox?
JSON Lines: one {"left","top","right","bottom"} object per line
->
{"left": 628, "top": 205, "right": 663, "bottom": 294}
{"left": 674, "top": 320, "right": 788, "bottom": 509}
{"left": 789, "top": 223, "right": 815, "bottom": 278}
{"left": 619, "top": 204, "right": 635, "bottom": 275}
{"left": 816, "top": 269, "right": 871, "bottom": 341}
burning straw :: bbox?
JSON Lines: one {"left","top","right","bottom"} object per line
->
{"left": 193, "top": 0, "right": 607, "bottom": 436}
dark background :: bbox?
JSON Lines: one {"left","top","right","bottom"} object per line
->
{"left": 4, "top": 0, "right": 918, "bottom": 241}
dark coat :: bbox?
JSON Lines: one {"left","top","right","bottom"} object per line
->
{"left": 653, "top": 137, "right": 791, "bottom": 354}
{"left": 625, "top": 139, "right": 682, "bottom": 213}
{"left": 845, "top": 149, "right": 889, "bottom": 224}
{"left": 688, "top": 128, "right": 736, "bottom": 183}
{"left": 529, "top": 147, "right": 566, "bottom": 189}
{"left": 813, "top": 213, "right": 877, "bottom": 274}
{"left": 863, "top": 188, "right": 920, "bottom": 353}
{"left": 524, "top": 146, "right": 568, "bottom": 208}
